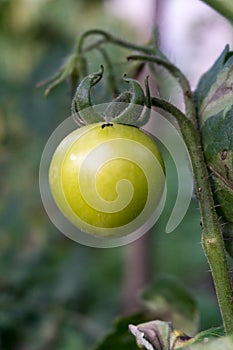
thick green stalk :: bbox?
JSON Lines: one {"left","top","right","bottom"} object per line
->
{"left": 151, "top": 97, "right": 233, "bottom": 334}
{"left": 200, "top": 0, "right": 233, "bottom": 22}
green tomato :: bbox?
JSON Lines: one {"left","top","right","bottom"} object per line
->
{"left": 49, "top": 122, "right": 165, "bottom": 237}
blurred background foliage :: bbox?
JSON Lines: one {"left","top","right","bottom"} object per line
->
{"left": 0, "top": 0, "right": 230, "bottom": 349}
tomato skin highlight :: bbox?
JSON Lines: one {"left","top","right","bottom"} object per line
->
{"left": 49, "top": 122, "right": 165, "bottom": 237}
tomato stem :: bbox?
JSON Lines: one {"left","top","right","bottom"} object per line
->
{"left": 151, "top": 96, "right": 233, "bottom": 335}
{"left": 127, "top": 54, "right": 196, "bottom": 125}
{"left": 75, "top": 29, "right": 156, "bottom": 56}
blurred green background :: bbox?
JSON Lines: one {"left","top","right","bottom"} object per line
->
{"left": 0, "top": 0, "right": 229, "bottom": 349}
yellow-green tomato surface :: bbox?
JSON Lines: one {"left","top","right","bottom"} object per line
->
{"left": 49, "top": 122, "right": 165, "bottom": 237}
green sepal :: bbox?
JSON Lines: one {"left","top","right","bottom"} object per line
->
{"left": 38, "top": 53, "right": 86, "bottom": 96}
{"left": 71, "top": 69, "right": 149, "bottom": 127}
{"left": 103, "top": 91, "right": 132, "bottom": 121}
{"left": 111, "top": 75, "right": 145, "bottom": 125}
{"left": 71, "top": 65, "right": 105, "bottom": 125}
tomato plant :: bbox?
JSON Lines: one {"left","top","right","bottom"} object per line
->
{"left": 39, "top": 4, "right": 233, "bottom": 347}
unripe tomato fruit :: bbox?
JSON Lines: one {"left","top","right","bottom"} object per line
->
{"left": 49, "top": 122, "right": 165, "bottom": 237}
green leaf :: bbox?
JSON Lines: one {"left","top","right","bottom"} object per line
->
{"left": 199, "top": 60, "right": 233, "bottom": 126}
{"left": 201, "top": 109, "right": 233, "bottom": 223}
{"left": 195, "top": 47, "right": 233, "bottom": 225}
{"left": 140, "top": 276, "right": 199, "bottom": 336}
{"left": 194, "top": 45, "right": 231, "bottom": 111}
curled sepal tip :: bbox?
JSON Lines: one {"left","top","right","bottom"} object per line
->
{"left": 71, "top": 68, "right": 151, "bottom": 128}
{"left": 71, "top": 65, "right": 105, "bottom": 125}
{"left": 111, "top": 75, "right": 145, "bottom": 125}
{"left": 122, "top": 73, "right": 145, "bottom": 107}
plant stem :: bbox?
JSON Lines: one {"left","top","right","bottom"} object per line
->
{"left": 151, "top": 97, "right": 233, "bottom": 334}
{"left": 127, "top": 54, "right": 196, "bottom": 125}
{"left": 200, "top": 0, "right": 233, "bottom": 22}
{"left": 75, "top": 29, "right": 156, "bottom": 56}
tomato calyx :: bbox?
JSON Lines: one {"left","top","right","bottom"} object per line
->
{"left": 71, "top": 66, "right": 152, "bottom": 128}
